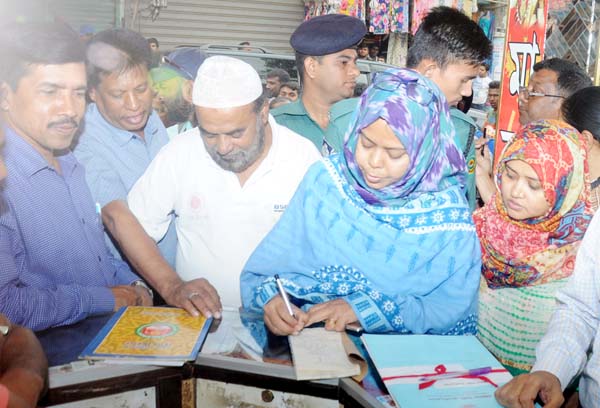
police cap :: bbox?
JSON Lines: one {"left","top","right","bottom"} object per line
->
{"left": 290, "top": 14, "right": 367, "bottom": 56}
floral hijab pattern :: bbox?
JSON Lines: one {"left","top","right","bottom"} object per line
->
{"left": 474, "top": 120, "right": 593, "bottom": 288}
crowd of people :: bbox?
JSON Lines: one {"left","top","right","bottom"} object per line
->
{"left": 1, "top": 5, "right": 600, "bottom": 408}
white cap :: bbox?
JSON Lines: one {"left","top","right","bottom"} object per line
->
{"left": 192, "top": 55, "right": 263, "bottom": 108}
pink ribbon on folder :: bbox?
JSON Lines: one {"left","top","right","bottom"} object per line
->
{"left": 382, "top": 364, "right": 509, "bottom": 390}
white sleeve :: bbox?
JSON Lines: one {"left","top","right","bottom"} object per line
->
{"left": 532, "top": 212, "right": 600, "bottom": 389}
{"left": 127, "top": 145, "right": 179, "bottom": 243}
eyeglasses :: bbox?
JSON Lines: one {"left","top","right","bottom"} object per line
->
{"left": 162, "top": 56, "right": 194, "bottom": 80}
{"left": 518, "top": 86, "right": 565, "bottom": 99}
{"left": 372, "top": 71, "right": 437, "bottom": 106}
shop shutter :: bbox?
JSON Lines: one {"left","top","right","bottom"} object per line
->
{"left": 129, "top": 0, "right": 305, "bottom": 53}
{"left": 49, "top": 0, "right": 117, "bottom": 32}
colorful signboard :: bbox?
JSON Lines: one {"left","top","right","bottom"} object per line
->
{"left": 495, "top": 0, "right": 549, "bottom": 162}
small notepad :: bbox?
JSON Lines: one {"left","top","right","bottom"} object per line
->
{"left": 288, "top": 327, "right": 363, "bottom": 380}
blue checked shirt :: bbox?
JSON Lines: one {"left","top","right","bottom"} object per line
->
{"left": 0, "top": 127, "right": 139, "bottom": 331}
{"left": 532, "top": 210, "right": 600, "bottom": 407}
{"left": 73, "top": 104, "right": 176, "bottom": 265}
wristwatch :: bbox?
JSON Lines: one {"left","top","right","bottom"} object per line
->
{"left": 131, "top": 280, "right": 154, "bottom": 300}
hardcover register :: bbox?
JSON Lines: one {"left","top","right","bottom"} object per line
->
{"left": 80, "top": 306, "right": 212, "bottom": 366}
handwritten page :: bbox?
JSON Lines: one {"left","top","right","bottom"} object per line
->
{"left": 288, "top": 327, "right": 363, "bottom": 380}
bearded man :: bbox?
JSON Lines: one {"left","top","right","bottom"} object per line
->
{"left": 128, "top": 56, "right": 320, "bottom": 307}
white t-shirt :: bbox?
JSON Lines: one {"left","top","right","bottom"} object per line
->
{"left": 128, "top": 115, "right": 320, "bottom": 307}
{"left": 472, "top": 76, "right": 493, "bottom": 105}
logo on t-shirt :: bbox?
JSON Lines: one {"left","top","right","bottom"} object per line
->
{"left": 273, "top": 204, "right": 287, "bottom": 213}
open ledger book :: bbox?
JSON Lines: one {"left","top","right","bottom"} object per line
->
{"left": 80, "top": 306, "right": 212, "bottom": 366}
{"left": 288, "top": 327, "right": 367, "bottom": 381}
{"left": 362, "top": 334, "right": 512, "bottom": 408}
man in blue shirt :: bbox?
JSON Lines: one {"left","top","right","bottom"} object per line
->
{"left": 73, "top": 29, "right": 221, "bottom": 318}
{"left": 0, "top": 23, "right": 151, "bottom": 331}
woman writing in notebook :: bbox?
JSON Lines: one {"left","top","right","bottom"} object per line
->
{"left": 240, "top": 68, "right": 482, "bottom": 336}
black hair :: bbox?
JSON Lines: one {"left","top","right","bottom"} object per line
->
{"left": 86, "top": 29, "right": 152, "bottom": 89}
{"left": 280, "top": 81, "right": 299, "bottom": 92}
{"left": 489, "top": 80, "right": 500, "bottom": 89}
{"left": 480, "top": 62, "right": 490, "bottom": 72}
{"left": 533, "top": 58, "right": 592, "bottom": 98}
{"left": 561, "top": 86, "right": 600, "bottom": 143}
{"left": 406, "top": 6, "right": 492, "bottom": 69}
{"left": 239, "top": 41, "right": 251, "bottom": 46}
{"left": 295, "top": 51, "right": 323, "bottom": 83}
{"left": 266, "top": 68, "right": 290, "bottom": 84}
{"left": 147, "top": 37, "right": 159, "bottom": 47}
{"left": 0, "top": 22, "right": 85, "bottom": 90}
{"left": 369, "top": 44, "right": 379, "bottom": 50}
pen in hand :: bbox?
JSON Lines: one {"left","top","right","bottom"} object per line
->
{"left": 274, "top": 274, "right": 296, "bottom": 318}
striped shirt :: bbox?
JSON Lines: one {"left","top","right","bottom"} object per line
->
{"left": 532, "top": 210, "right": 600, "bottom": 407}
{"left": 0, "top": 127, "right": 138, "bottom": 331}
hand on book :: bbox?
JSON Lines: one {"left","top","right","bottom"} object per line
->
{"left": 111, "top": 285, "right": 152, "bottom": 310}
{"left": 264, "top": 295, "right": 307, "bottom": 336}
{"left": 164, "top": 279, "right": 222, "bottom": 319}
{"left": 495, "top": 371, "right": 564, "bottom": 408}
{"left": 305, "top": 299, "right": 358, "bottom": 332}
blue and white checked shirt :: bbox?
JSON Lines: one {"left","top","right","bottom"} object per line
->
{"left": 0, "top": 127, "right": 138, "bottom": 331}
{"left": 73, "top": 104, "right": 176, "bottom": 265}
{"left": 532, "top": 210, "right": 600, "bottom": 406}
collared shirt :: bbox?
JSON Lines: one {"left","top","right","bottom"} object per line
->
{"left": 0, "top": 127, "right": 138, "bottom": 331}
{"left": 532, "top": 210, "right": 600, "bottom": 407}
{"left": 127, "top": 116, "right": 320, "bottom": 306}
{"left": 271, "top": 97, "right": 357, "bottom": 156}
{"left": 73, "top": 103, "right": 177, "bottom": 265}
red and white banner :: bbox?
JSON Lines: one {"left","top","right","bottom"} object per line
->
{"left": 494, "top": 0, "right": 549, "bottom": 162}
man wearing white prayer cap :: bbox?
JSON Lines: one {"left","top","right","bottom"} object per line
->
{"left": 128, "top": 56, "right": 320, "bottom": 307}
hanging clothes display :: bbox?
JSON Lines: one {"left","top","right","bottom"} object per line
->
{"left": 369, "top": 0, "right": 408, "bottom": 34}
{"left": 304, "top": 0, "right": 365, "bottom": 20}
{"left": 390, "top": 0, "right": 409, "bottom": 33}
{"left": 411, "top": 0, "right": 440, "bottom": 33}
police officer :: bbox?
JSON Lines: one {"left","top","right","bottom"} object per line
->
{"left": 271, "top": 14, "right": 366, "bottom": 156}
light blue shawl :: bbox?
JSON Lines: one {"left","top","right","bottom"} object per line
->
{"left": 240, "top": 68, "right": 481, "bottom": 334}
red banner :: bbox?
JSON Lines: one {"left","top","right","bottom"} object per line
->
{"left": 494, "top": 1, "right": 549, "bottom": 162}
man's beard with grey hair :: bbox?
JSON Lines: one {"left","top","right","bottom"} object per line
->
{"left": 204, "top": 117, "right": 266, "bottom": 173}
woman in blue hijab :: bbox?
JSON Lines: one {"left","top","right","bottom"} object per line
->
{"left": 240, "top": 68, "right": 481, "bottom": 336}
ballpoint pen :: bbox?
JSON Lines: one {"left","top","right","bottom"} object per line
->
{"left": 274, "top": 274, "right": 296, "bottom": 318}
{"left": 419, "top": 366, "right": 493, "bottom": 382}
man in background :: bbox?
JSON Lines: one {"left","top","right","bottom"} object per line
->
{"left": 74, "top": 29, "right": 217, "bottom": 316}
{"left": 151, "top": 47, "right": 208, "bottom": 138}
{"left": 518, "top": 58, "right": 591, "bottom": 126}
{"left": 147, "top": 37, "right": 160, "bottom": 68}
{"left": 357, "top": 42, "right": 369, "bottom": 59}
{"left": 272, "top": 14, "right": 366, "bottom": 155}
{"left": 367, "top": 43, "right": 379, "bottom": 61}
{"left": 265, "top": 69, "right": 290, "bottom": 99}
{"left": 471, "top": 63, "right": 492, "bottom": 110}
{"left": 406, "top": 6, "right": 492, "bottom": 209}
{"left": 278, "top": 81, "right": 299, "bottom": 101}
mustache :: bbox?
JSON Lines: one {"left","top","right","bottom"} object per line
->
{"left": 48, "top": 117, "right": 79, "bottom": 129}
